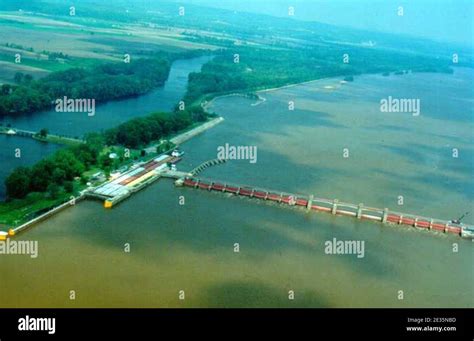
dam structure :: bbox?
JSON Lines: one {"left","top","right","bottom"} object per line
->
{"left": 3, "top": 151, "right": 473, "bottom": 240}
{"left": 172, "top": 176, "right": 474, "bottom": 240}
{"left": 86, "top": 154, "right": 182, "bottom": 208}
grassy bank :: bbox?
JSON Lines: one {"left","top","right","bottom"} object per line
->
{"left": 0, "top": 186, "right": 83, "bottom": 228}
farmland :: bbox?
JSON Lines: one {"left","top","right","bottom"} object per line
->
{"left": 0, "top": 10, "right": 218, "bottom": 84}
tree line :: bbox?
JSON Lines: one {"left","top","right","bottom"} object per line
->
{"left": 184, "top": 45, "right": 453, "bottom": 104}
{"left": 5, "top": 141, "right": 101, "bottom": 200}
{"left": 4, "top": 105, "right": 209, "bottom": 200}
{"left": 104, "top": 105, "right": 207, "bottom": 149}
{"left": 0, "top": 55, "right": 173, "bottom": 116}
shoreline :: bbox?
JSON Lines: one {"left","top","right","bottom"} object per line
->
{"left": 170, "top": 116, "right": 224, "bottom": 145}
{"left": 1, "top": 115, "right": 225, "bottom": 234}
{"left": 201, "top": 75, "right": 350, "bottom": 110}
{"left": 3, "top": 69, "right": 471, "bottom": 235}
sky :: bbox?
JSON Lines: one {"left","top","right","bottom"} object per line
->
{"left": 179, "top": 0, "right": 473, "bottom": 46}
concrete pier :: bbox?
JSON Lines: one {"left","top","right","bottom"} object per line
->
{"left": 357, "top": 203, "right": 363, "bottom": 219}
{"left": 307, "top": 195, "right": 313, "bottom": 210}
{"left": 332, "top": 199, "right": 338, "bottom": 215}
{"left": 382, "top": 208, "right": 388, "bottom": 223}
{"left": 170, "top": 117, "right": 224, "bottom": 145}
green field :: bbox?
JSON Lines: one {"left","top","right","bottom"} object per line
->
{"left": 0, "top": 10, "right": 219, "bottom": 84}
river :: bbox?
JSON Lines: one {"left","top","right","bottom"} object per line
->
{"left": 0, "top": 68, "right": 472, "bottom": 308}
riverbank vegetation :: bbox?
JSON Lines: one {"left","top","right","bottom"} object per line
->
{"left": 5, "top": 142, "right": 100, "bottom": 200}
{"left": 0, "top": 55, "right": 173, "bottom": 116}
{"left": 0, "top": 191, "right": 77, "bottom": 228}
{"left": 0, "top": 104, "right": 211, "bottom": 225}
{"left": 104, "top": 105, "right": 207, "bottom": 148}
{"left": 185, "top": 45, "right": 455, "bottom": 105}
{"left": 4, "top": 108, "right": 204, "bottom": 199}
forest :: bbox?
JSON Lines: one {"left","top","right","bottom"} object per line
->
{"left": 184, "top": 45, "right": 454, "bottom": 104}
{"left": 5, "top": 141, "right": 100, "bottom": 200}
{"left": 4, "top": 105, "right": 208, "bottom": 199}
{"left": 104, "top": 105, "right": 207, "bottom": 148}
{"left": 0, "top": 55, "right": 173, "bottom": 116}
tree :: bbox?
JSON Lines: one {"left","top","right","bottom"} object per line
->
{"left": 47, "top": 183, "right": 60, "bottom": 199}
{"left": 39, "top": 128, "right": 48, "bottom": 138}
{"left": 85, "top": 132, "right": 105, "bottom": 154}
{"left": 99, "top": 153, "right": 112, "bottom": 168}
{"left": 23, "top": 74, "right": 33, "bottom": 83}
{"left": 13, "top": 72, "right": 24, "bottom": 84}
{"left": 52, "top": 150, "right": 85, "bottom": 180}
{"left": 63, "top": 181, "right": 74, "bottom": 193}
{"left": 80, "top": 175, "right": 88, "bottom": 185}
{"left": 29, "top": 160, "right": 54, "bottom": 192}
{"left": 5, "top": 167, "right": 31, "bottom": 199}
{"left": 1, "top": 84, "right": 12, "bottom": 95}
{"left": 52, "top": 168, "right": 66, "bottom": 185}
